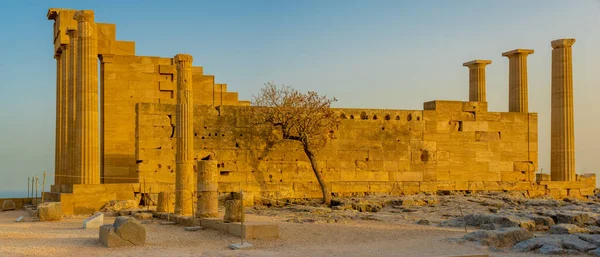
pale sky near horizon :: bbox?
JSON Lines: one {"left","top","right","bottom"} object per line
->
{"left": 0, "top": 0, "right": 599, "bottom": 195}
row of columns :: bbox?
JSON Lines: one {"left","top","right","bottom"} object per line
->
{"left": 53, "top": 10, "right": 99, "bottom": 186}
{"left": 462, "top": 38, "right": 577, "bottom": 182}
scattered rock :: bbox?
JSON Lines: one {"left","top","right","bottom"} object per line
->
{"left": 37, "top": 202, "right": 62, "bottom": 221}
{"left": 577, "top": 234, "right": 600, "bottom": 246}
{"left": 555, "top": 212, "right": 591, "bottom": 226}
{"left": 417, "top": 219, "right": 430, "bottom": 225}
{"left": 83, "top": 212, "right": 104, "bottom": 229}
{"left": 440, "top": 218, "right": 464, "bottom": 228}
{"left": 100, "top": 217, "right": 146, "bottom": 247}
{"left": 549, "top": 224, "right": 589, "bottom": 234}
{"left": 134, "top": 213, "right": 153, "bottom": 220}
{"left": 464, "top": 214, "right": 535, "bottom": 230}
{"left": 463, "top": 227, "right": 534, "bottom": 247}
{"left": 2, "top": 200, "right": 16, "bottom": 211}
{"left": 101, "top": 200, "right": 139, "bottom": 212}
{"left": 352, "top": 201, "right": 382, "bottom": 212}
{"left": 514, "top": 235, "right": 598, "bottom": 254}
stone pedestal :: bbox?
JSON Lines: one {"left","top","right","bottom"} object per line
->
{"left": 503, "top": 49, "right": 534, "bottom": 113}
{"left": 463, "top": 60, "right": 492, "bottom": 102}
{"left": 174, "top": 54, "right": 195, "bottom": 216}
{"left": 550, "top": 38, "right": 576, "bottom": 181}
{"left": 196, "top": 160, "right": 219, "bottom": 218}
{"left": 66, "top": 27, "right": 78, "bottom": 185}
{"left": 74, "top": 10, "right": 99, "bottom": 184}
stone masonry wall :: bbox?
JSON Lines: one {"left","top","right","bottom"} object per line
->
{"left": 101, "top": 55, "right": 249, "bottom": 184}
{"left": 134, "top": 100, "right": 540, "bottom": 202}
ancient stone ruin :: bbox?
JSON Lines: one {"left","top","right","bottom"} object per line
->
{"left": 43, "top": 8, "right": 595, "bottom": 216}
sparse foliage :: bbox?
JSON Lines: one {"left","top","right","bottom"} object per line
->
{"left": 250, "top": 82, "right": 339, "bottom": 205}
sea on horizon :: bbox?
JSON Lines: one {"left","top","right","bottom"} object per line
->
{"left": 0, "top": 190, "right": 30, "bottom": 199}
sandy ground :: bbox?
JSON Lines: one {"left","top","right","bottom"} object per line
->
{"left": 0, "top": 207, "right": 563, "bottom": 257}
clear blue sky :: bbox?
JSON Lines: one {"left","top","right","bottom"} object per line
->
{"left": 1, "top": 0, "right": 599, "bottom": 195}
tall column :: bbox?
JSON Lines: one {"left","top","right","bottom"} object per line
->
{"left": 74, "top": 10, "right": 100, "bottom": 184}
{"left": 60, "top": 44, "right": 70, "bottom": 186}
{"left": 502, "top": 49, "right": 534, "bottom": 113}
{"left": 551, "top": 38, "right": 576, "bottom": 181}
{"left": 175, "top": 54, "right": 195, "bottom": 216}
{"left": 463, "top": 60, "right": 492, "bottom": 102}
{"left": 54, "top": 52, "right": 63, "bottom": 185}
{"left": 67, "top": 27, "right": 78, "bottom": 185}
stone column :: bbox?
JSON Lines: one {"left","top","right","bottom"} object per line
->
{"left": 74, "top": 10, "right": 99, "bottom": 184}
{"left": 551, "top": 38, "right": 576, "bottom": 181}
{"left": 67, "top": 28, "right": 78, "bottom": 185}
{"left": 502, "top": 49, "right": 534, "bottom": 113}
{"left": 196, "top": 160, "right": 218, "bottom": 218}
{"left": 60, "top": 44, "right": 70, "bottom": 186}
{"left": 175, "top": 54, "right": 195, "bottom": 216}
{"left": 54, "top": 52, "right": 63, "bottom": 186}
{"left": 463, "top": 60, "right": 492, "bottom": 102}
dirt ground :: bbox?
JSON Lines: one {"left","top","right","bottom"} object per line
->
{"left": 0, "top": 203, "right": 565, "bottom": 257}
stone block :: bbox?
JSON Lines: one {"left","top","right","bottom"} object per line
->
{"left": 83, "top": 212, "right": 104, "bottom": 229}
{"left": 227, "top": 222, "right": 279, "bottom": 239}
{"left": 113, "top": 217, "right": 146, "bottom": 246}
{"left": 99, "top": 224, "right": 133, "bottom": 248}
{"left": 201, "top": 218, "right": 228, "bottom": 231}
{"left": 38, "top": 202, "right": 62, "bottom": 221}
{"left": 2, "top": 200, "right": 15, "bottom": 211}
{"left": 134, "top": 213, "right": 153, "bottom": 220}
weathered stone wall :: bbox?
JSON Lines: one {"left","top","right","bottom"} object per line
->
{"left": 133, "top": 100, "right": 542, "bottom": 202}
{"left": 101, "top": 55, "right": 249, "bottom": 184}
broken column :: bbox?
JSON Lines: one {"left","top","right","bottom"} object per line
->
{"left": 463, "top": 60, "right": 492, "bottom": 102}
{"left": 551, "top": 38, "right": 576, "bottom": 181}
{"left": 502, "top": 49, "right": 534, "bottom": 113}
{"left": 66, "top": 27, "right": 78, "bottom": 185}
{"left": 196, "top": 160, "right": 218, "bottom": 218}
{"left": 74, "top": 10, "right": 100, "bottom": 184}
{"left": 174, "top": 54, "right": 195, "bottom": 216}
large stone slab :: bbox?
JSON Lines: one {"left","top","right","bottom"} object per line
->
{"left": 99, "top": 224, "right": 133, "bottom": 248}
{"left": 2, "top": 200, "right": 16, "bottom": 211}
{"left": 549, "top": 224, "right": 589, "bottom": 234}
{"left": 463, "top": 227, "right": 533, "bottom": 247}
{"left": 37, "top": 202, "right": 62, "bottom": 221}
{"left": 114, "top": 217, "right": 146, "bottom": 246}
{"left": 227, "top": 221, "right": 280, "bottom": 239}
{"left": 83, "top": 212, "right": 104, "bottom": 229}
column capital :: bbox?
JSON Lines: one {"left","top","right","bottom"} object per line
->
{"left": 463, "top": 60, "right": 492, "bottom": 68}
{"left": 502, "top": 49, "right": 534, "bottom": 58}
{"left": 73, "top": 10, "right": 95, "bottom": 23}
{"left": 66, "top": 26, "right": 77, "bottom": 37}
{"left": 174, "top": 54, "right": 193, "bottom": 63}
{"left": 551, "top": 38, "right": 576, "bottom": 49}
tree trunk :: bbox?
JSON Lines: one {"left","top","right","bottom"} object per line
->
{"left": 304, "top": 146, "right": 331, "bottom": 206}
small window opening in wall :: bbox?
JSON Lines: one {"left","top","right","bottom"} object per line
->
{"left": 158, "top": 164, "right": 162, "bottom": 169}
{"left": 385, "top": 114, "right": 391, "bottom": 120}
{"left": 365, "top": 157, "right": 369, "bottom": 161}
{"left": 214, "top": 133, "right": 218, "bottom": 136}
{"left": 222, "top": 134, "right": 225, "bottom": 136}
{"left": 167, "top": 166, "right": 171, "bottom": 169}
{"left": 136, "top": 160, "right": 143, "bottom": 164}
{"left": 382, "top": 127, "right": 385, "bottom": 131}
{"left": 417, "top": 116, "right": 421, "bottom": 121}
{"left": 194, "top": 132, "right": 197, "bottom": 136}
{"left": 204, "top": 126, "right": 207, "bottom": 129}
{"left": 340, "top": 114, "right": 347, "bottom": 119}
{"left": 395, "top": 115, "right": 400, "bottom": 120}
{"left": 220, "top": 171, "right": 230, "bottom": 176}
{"left": 350, "top": 115, "right": 355, "bottom": 119}
{"left": 240, "top": 134, "right": 243, "bottom": 137}
{"left": 458, "top": 121, "right": 464, "bottom": 131}
{"left": 170, "top": 170, "right": 174, "bottom": 173}
{"left": 217, "top": 163, "right": 221, "bottom": 168}
{"left": 407, "top": 114, "right": 413, "bottom": 121}
{"left": 373, "top": 115, "right": 378, "bottom": 120}
{"left": 201, "top": 136, "right": 205, "bottom": 139}
{"left": 221, "top": 162, "right": 225, "bottom": 168}
{"left": 235, "top": 142, "right": 239, "bottom": 148}
{"left": 360, "top": 111, "right": 368, "bottom": 120}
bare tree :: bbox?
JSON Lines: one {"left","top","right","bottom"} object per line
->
{"left": 250, "top": 82, "right": 339, "bottom": 205}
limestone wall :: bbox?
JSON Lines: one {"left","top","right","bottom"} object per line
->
{"left": 101, "top": 55, "right": 249, "bottom": 184}
{"left": 134, "top": 100, "right": 541, "bottom": 201}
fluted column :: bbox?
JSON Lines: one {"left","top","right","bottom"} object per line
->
{"left": 74, "top": 10, "right": 99, "bottom": 184}
{"left": 463, "top": 60, "right": 492, "bottom": 102}
{"left": 60, "top": 44, "right": 70, "bottom": 186}
{"left": 551, "top": 38, "right": 576, "bottom": 182}
{"left": 175, "top": 54, "right": 195, "bottom": 216}
{"left": 502, "top": 49, "right": 534, "bottom": 113}
{"left": 54, "top": 52, "right": 63, "bottom": 185}
{"left": 67, "top": 27, "right": 78, "bottom": 185}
